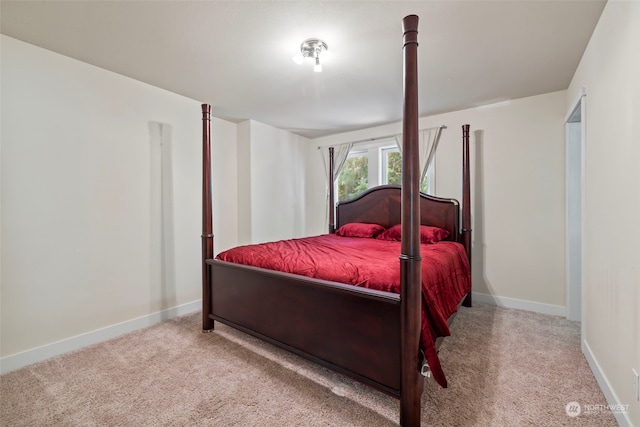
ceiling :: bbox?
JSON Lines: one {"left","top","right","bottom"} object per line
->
{"left": 1, "top": 1, "right": 606, "bottom": 138}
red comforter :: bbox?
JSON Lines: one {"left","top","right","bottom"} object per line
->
{"left": 216, "top": 234, "right": 471, "bottom": 387}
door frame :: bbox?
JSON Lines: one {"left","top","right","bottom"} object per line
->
{"left": 564, "top": 87, "right": 586, "bottom": 325}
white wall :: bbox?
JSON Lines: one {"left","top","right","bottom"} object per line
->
{"left": 0, "top": 35, "right": 237, "bottom": 361}
{"left": 306, "top": 91, "right": 567, "bottom": 310}
{"left": 567, "top": 1, "right": 640, "bottom": 425}
{"left": 237, "top": 120, "right": 308, "bottom": 245}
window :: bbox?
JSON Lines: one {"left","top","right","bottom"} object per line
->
{"left": 337, "top": 150, "right": 368, "bottom": 203}
{"left": 337, "top": 140, "right": 433, "bottom": 202}
{"left": 381, "top": 147, "right": 401, "bottom": 185}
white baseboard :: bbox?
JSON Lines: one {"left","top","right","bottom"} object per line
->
{"left": 0, "top": 300, "right": 201, "bottom": 375}
{"left": 582, "top": 340, "right": 633, "bottom": 427}
{"left": 472, "top": 292, "right": 566, "bottom": 317}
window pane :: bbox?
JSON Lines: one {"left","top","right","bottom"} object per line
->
{"left": 421, "top": 175, "right": 429, "bottom": 193}
{"left": 337, "top": 154, "right": 368, "bottom": 202}
{"left": 385, "top": 150, "right": 402, "bottom": 185}
{"left": 383, "top": 147, "right": 431, "bottom": 193}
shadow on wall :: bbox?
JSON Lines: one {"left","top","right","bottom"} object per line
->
{"left": 149, "top": 122, "right": 177, "bottom": 317}
{"left": 472, "top": 129, "right": 494, "bottom": 296}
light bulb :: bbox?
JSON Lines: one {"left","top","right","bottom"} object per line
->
{"left": 314, "top": 57, "right": 322, "bottom": 72}
{"left": 292, "top": 54, "right": 304, "bottom": 65}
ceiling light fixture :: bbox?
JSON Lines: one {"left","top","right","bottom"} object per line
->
{"left": 292, "top": 38, "right": 328, "bottom": 73}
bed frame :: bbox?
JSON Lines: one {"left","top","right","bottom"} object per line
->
{"left": 200, "top": 15, "right": 471, "bottom": 427}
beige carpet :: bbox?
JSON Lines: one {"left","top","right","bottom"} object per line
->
{"left": 1, "top": 304, "right": 618, "bottom": 426}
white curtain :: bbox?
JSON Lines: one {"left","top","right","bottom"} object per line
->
{"left": 320, "top": 142, "right": 353, "bottom": 190}
{"left": 320, "top": 143, "right": 353, "bottom": 229}
{"left": 394, "top": 127, "right": 444, "bottom": 183}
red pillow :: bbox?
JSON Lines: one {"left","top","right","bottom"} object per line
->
{"left": 420, "top": 225, "right": 450, "bottom": 243}
{"left": 376, "top": 224, "right": 450, "bottom": 244}
{"left": 335, "top": 222, "right": 386, "bottom": 238}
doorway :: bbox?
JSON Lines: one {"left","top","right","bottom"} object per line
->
{"left": 565, "top": 89, "right": 585, "bottom": 323}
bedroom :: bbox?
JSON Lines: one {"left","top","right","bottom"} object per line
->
{"left": 1, "top": 1, "right": 638, "bottom": 426}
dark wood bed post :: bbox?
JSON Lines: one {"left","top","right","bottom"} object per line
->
{"left": 461, "top": 124, "right": 472, "bottom": 307}
{"left": 202, "top": 104, "right": 215, "bottom": 331}
{"left": 399, "top": 14, "right": 423, "bottom": 427}
{"left": 328, "top": 147, "right": 335, "bottom": 234}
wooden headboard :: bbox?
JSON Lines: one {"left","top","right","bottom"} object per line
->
{"left": 335, "top": 185, "right": 461, "bottom": 243}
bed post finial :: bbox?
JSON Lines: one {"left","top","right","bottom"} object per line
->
{"left": 202, "top": 104, "right": 215, "bottom": 331}
{"left": 400, "top": 13, "right": 423, "bottom": 427}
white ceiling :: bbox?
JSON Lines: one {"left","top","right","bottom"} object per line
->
{"left": 1, "top": 1, "right": 606, "bottom": 138}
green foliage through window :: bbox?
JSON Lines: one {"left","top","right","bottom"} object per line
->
{"left": 386, "top": 151, "right": 402, "bottom": 185}
{"left": 337, "top": 154, "right": 368, "bottom": 202}
{"left": 385, "top": 151, "right": 429, "bottom": 193}
{"left": 337, "top": 146, "right": 430, "bottom": 203}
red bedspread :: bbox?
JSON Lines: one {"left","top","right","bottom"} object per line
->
{"left": 216, "top": 234, "right": 471, "bottom": 387}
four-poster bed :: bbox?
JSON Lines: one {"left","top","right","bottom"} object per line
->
{"left": 201, "top": 15, "right": 472, "bottom": 427}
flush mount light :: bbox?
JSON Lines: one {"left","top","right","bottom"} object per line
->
{"left": 292, "top": 38, "right": 328, "bottom": 72}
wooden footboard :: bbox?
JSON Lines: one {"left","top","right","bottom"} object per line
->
{"left": 206, "top": 259, "right": 403, "bottom": 395}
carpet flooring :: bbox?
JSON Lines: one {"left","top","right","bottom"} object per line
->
{"left": 0, "top": 304, "right": 618, "bottom": 426}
